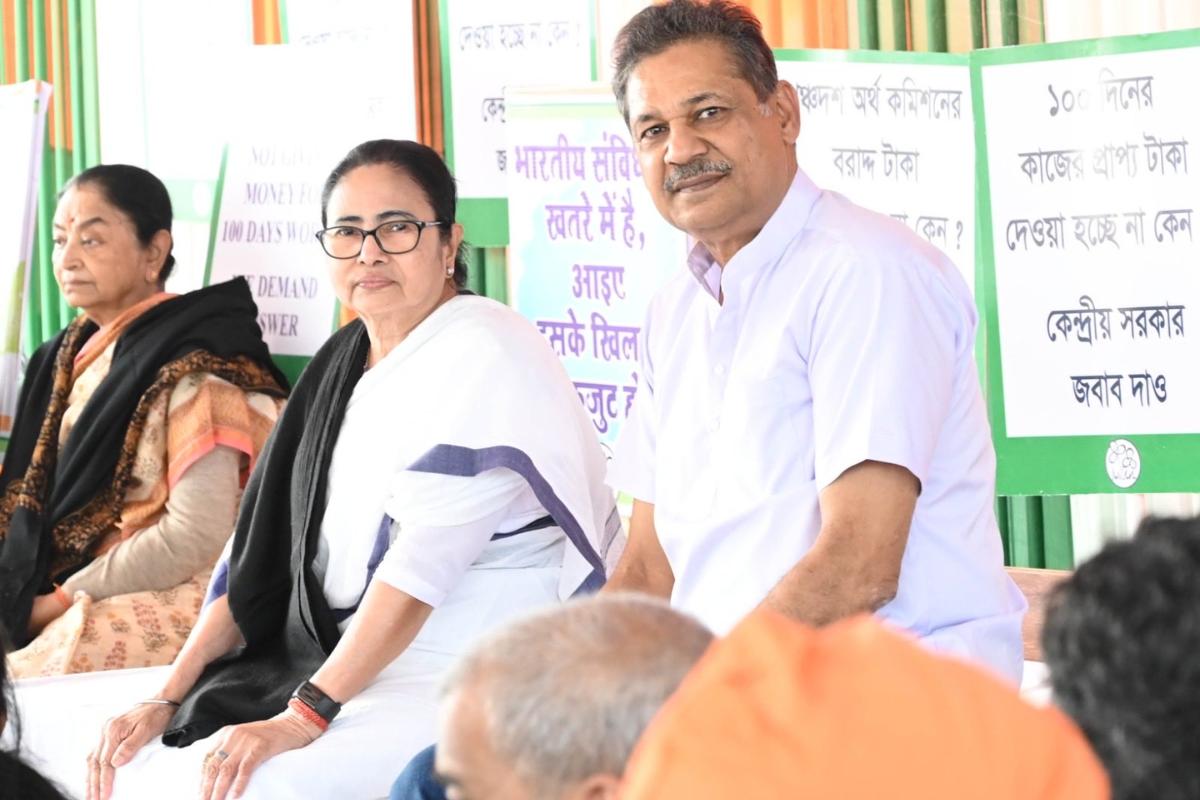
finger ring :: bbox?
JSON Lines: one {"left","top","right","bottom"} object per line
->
{"left": 217, "top": 749, "right": 230, "bottom": 760}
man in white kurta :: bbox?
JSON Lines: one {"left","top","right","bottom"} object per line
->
{"left": 605, "top": 0, "right": 1025, "bottom": 682}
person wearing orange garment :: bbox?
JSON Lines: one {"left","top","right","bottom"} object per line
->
{"left": 622, "top": 609, "right": 1109, "bottom": 800}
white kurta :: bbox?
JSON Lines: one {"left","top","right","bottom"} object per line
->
{"left": 610, "top": 169, "right": 1026, "bottom": 683}
{"left": 12, "top": 296, "right": 619, "bottom": 799}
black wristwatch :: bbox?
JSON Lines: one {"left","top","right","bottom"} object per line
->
{"left": 291, "top": 680, "right": 342, "bottom": 724}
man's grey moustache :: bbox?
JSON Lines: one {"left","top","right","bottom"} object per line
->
{"left": 664, "top": 163, "right": 732, "bottom": 192}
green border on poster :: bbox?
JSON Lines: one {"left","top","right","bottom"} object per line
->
{"left": 439, "top": 0, "right": 600, "bottom": 247}
{"left": 971, "top": 28, "right": 1200, "bottom": 496}
{"left": 774, "top": 47, "right": 966, "bottom": 65}
{"left": 202, "top": 144, "right": 228, "bottom": 287}
{"left": 457, "top": 197, "right": 507, "bottom": 246}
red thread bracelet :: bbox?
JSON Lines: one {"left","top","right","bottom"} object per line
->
{"left": 288, "top": 698, "right": 329, "bottom": 732}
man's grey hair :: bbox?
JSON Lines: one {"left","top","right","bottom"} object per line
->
{"left": 441, "top": 593, "right": 713, "bottom": 795}
{"left": 611, "top": 0, "right": 779, "bottom": 125}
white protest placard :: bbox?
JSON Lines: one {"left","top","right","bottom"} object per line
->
{"left": 207, "top": 141, "right": 333, "bottom": 354}
{"left": 206, "top": 38, "right": 418, "bottom": 358}
{"left": 442, "top": 0, "right": 594, "bottom": 201}
{"left": 506, "top": 85, "right": 687, "bottom": 450}
{"left": 0, "top": 81, "right": 52, "bottom": 450}
{"left": 776, "top": 52, "right": 975, "bottom": 292}
{"left": 285, "top": 0, "right": 415, "bottom": 59}
{"left": 979, "top": 42, "right": 1199, "bottom": 440}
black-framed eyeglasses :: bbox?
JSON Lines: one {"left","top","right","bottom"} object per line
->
{"left": 315, "top": 219, "right": 448, "bottom": 259}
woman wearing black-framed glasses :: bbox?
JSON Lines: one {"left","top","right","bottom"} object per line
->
{"left": 70, "top": 140, "right": 620, "bottom": 800}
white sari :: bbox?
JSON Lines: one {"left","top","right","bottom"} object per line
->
{"left": 11, "top": 296, "right": 622, "bottom": 799}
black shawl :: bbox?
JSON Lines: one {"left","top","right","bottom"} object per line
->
{"left": 163, "top": 320, "right": 370, "bottom": 747}
{"left": 0, "top": 278, "right": 288, "bottom": 645}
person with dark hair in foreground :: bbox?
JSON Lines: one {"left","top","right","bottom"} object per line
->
{"left": 0, "top": 164, "right": 287, "bottom": 677}
{"left": 1042, "top": 516, "right": 1200, "bottom": 800}
{"left": 1, "top": 624, "right": 73, "bottom": 799}
{"left": 14, "top": 140, "right": 619, "bottom": 800}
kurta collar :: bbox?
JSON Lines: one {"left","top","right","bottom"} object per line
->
{"left": 686, "top": 168, "right": 822, "bottom": 303}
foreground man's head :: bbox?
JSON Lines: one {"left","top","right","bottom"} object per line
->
{"left": 434, "top": 594, "right": 713, "bottom": 800}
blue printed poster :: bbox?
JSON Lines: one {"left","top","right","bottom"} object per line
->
{"left": 506, "top": 86, "right": 687, "bottom": 451}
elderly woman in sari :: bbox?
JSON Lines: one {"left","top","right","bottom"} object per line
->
{"left": 10, "top": 139, "right": 620, "bottom": 800}
{"left": 0, "top": 165, "right": 287, "bottom": 677}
